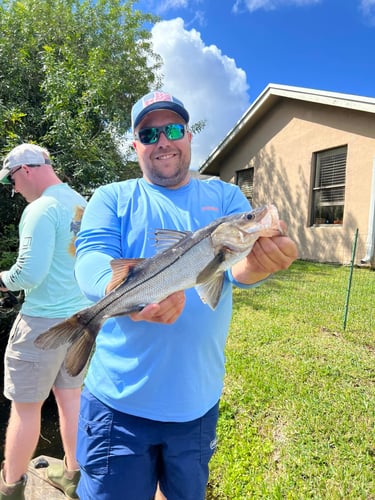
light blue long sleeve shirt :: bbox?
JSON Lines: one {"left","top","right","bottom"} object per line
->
{"left": 2, "top": 183, "right": 92, "bottom": 318}
{"left": 75, "top": 177, "right": 253, "bottom": 421}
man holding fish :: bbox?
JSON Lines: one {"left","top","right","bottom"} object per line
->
{"left": 55, "top": 91, "right": 297, "bottom": 499}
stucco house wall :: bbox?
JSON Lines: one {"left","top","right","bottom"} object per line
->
{"left": 200, "top": 85, "right": 375, "bottom": 266}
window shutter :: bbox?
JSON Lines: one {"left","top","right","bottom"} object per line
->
{"left": 311, "top": 146, "right": 347, "bottom": 225}
{"left": 317, "top": 149, "right": 346, "bottom": 188}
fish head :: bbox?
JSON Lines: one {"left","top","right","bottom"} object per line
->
{"left": 211, "top": 204, "right": 283, "bottom": 256}
{"left": 240, "top": 204, "right": 283, "bottom": 236}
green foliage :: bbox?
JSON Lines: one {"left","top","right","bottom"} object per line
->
{"left": 190, "top": 119, "right": 207, "bottom": 135}
{"left": 0, "top": 0, "right": 161, "bottom": 191}
{"left": 0, "top": 0, "right": 161, "bottom": 276}
{"left": 208, "top": 261, "right": 375, "bottom": 499}
{"left": 0, "top": 184, "right": 25, "bottom": 265}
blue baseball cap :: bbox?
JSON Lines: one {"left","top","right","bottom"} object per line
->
{"left": 131, "top": 91, "right": 189, "bottom": 132}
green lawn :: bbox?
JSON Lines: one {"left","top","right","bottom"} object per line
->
{"left": 207, "top": 261, "right": 375, "bottom": 499}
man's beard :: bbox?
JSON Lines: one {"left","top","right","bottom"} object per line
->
{"left": 148, "top": 163, "right": 190, "bottom": 188}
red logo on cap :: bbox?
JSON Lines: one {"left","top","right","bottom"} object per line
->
{"left": 143, "top": 92, "right": 173, "bottom": 108}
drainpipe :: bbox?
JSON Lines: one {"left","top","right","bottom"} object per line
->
{"left": 361, "top": 158, "right": 375, "bottom": 267}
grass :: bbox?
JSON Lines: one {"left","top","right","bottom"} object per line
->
{"left": 207, "top": 260, "right": 375, "bottom": 499}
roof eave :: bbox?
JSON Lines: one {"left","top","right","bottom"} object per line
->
{"left": 199, "top": 84, "right": 375, "bottom": 175}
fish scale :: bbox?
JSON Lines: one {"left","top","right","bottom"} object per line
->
{"left": 110, "top": 236, "right": 216, "bottom": 311}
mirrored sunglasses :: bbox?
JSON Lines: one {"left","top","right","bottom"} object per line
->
{"left": 135, "top": 123, "right": 187, "bottom": 145}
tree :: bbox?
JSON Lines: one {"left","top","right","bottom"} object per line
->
{"left": 0, "top": 0, "right": 162, "bottom": 280}
{"left": 0, "top": 0, "right": 161, "bottom": 192}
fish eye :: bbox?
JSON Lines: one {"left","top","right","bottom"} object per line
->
{"left": 246, "top": 213, "right": 254, "bottom": 220}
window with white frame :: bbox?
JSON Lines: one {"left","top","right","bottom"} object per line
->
{"left": 312, "top": 146, "right": 347, "bottom": 225}
{"left": 236, "top": 168, "right": 254, "bottom": 203}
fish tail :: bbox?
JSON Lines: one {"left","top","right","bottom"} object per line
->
{"left": 34, "top": 312, "right": 100, "bottom": 376}
{"left": 34, "top": 315, "right": 84, "bottom": 349}
{"left": 65, "top": 331, "right": 96, "bottom": 376}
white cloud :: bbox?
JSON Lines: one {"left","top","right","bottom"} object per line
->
{"left": 360, "top": 0, "right": 375, "bottom": 23}
{"left": 233, "top": 0, "right": 321, "bottom": 13}
{"left": 155, "top": 0, "right": 189, "bottom": 14}
{"left": 150, "top": 18, "right": 249, "bottom": 169}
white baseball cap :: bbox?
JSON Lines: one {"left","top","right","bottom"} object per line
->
{"left": 0, "top": 143, "right": 51, "bottom": 184}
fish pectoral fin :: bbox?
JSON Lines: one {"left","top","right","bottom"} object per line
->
{"left": 195, "top": 273, "right": 225, "bottom": 310}
{"left": 107, "top": 258, "right": 145, "bottom": 293}
{"left": 153, "top": 229, "right": 192, "bottom": 253}
{"left": 196, "top": 251, "right": 226, "bottom": 283}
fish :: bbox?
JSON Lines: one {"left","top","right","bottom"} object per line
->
{"left": 34, "top": 204, "right": 283, "bottom": 376}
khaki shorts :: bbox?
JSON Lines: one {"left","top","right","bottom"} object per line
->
{"left": 4, "top": 313, "right": 86, "bottom": 403}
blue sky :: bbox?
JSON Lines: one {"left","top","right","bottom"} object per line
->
{"left": 135, "top": 0, "right": 375, "bottom": 169}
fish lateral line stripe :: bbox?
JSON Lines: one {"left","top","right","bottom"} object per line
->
{"left": 105, "top": 237, "right": 212, "bottom": 300}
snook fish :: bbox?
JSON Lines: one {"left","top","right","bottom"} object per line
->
{"left": 35, "top": 204, "right": 283, "bottom": 376}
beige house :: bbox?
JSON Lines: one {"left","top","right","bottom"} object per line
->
{"left": 199, "top": 84, "right": 375, "bottom": 267}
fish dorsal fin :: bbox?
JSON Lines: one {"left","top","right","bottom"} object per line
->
{"left": 195, "top": 273, "right": 225, "bottom": 310}
{"left": 153, "top": 229, "right": 192, "bottom": 253}
{"left": 107, "top": 258, "right": 144, "bottom": 293}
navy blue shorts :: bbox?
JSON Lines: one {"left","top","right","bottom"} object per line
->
{"left": 76, "top": 387, "right": 219, "bottom": 500}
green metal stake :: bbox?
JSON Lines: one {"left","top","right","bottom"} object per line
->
{"left": 343, "top": 228, "right": 359, "bottom": 330}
